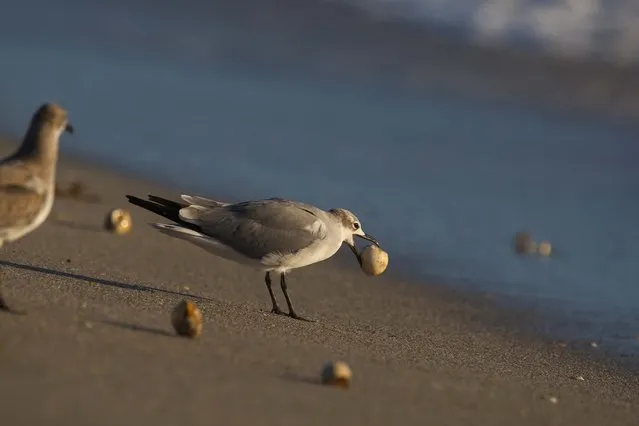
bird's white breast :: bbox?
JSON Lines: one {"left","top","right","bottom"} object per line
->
{"left": 268, "top": 218, "right": 344, "bottom": 273}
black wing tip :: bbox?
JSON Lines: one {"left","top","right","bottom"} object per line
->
{"left": 125, "top": 193, "right": 166, "bottom": 202}
{"left": 125, "top": 194, "right": 149, "bottom": 204}
{"left": 147, "top": 194, "right": 187, "bottom": 209}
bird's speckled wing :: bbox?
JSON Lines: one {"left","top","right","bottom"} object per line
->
{"left": 0, "top": 160, "right": 47, "bottom": 229}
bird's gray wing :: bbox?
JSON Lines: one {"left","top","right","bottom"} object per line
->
{"left": 0, "top": 160, "right": 47, "bottom": 229}
{"left": 187, "top": 198, "right": 329, "bottom": 260}
{"left": 180, "top": 194, "right": 229, "bottom": 208}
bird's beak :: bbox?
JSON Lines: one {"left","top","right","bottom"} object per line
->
{"left": 65, "top": 123, "right": 74, "bottom": 134}
{"left": 348, "top": 242, "right": 363, "bottom": 267}
{"left": 355, "top": 232, "right": 380, "bottom": 247}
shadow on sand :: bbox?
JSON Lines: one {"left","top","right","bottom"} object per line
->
{"left": 0, "top": 287, "right": 28, "bottom": 315}
{"left": 0, "top": 260, "right": 214, "bottom": 302}
{"left": 97, "top": 318, "right": 176, "bottom": 338}
{"left": 52, "top": 218, "right": 104, "bottom": 233}
{"left": 279, "top": 371, "right": 322, "bottom": 387}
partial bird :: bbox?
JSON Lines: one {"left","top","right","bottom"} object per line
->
{"left": 0, "top": 103, "right": 74, "bottom": 312}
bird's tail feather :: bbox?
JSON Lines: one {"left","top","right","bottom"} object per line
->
{"left": 152, "top": 223, "right": 203, "bottom": 238}
{"left": 125, "top": 194, "right": 200, "bottom": 231}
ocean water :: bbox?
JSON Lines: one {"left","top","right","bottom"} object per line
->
{"left": 347, "top": 0, "right": 639, "bottom": 63}
{"left": 0, "top": 0, "right": 638, "bottom": 355}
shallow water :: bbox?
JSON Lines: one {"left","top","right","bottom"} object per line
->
{"left": 0, "top": 0, "right": 638, "bottom": 356}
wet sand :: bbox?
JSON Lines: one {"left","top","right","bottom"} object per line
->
{"left": 0, "top": 143, "right": 638, "bottom": 425}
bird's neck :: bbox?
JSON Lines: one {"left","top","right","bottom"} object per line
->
{"left": 327, "top": 211, "right": 349, "bottom": 240}
{"left": 16, "top": 123, "right": 60, "bottom": 168}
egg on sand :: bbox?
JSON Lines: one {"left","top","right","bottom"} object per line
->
{"left": 104, "top": 208, "right": 133, "bottom": 235}
{"left": 321, "top": 361, "right": 352, "bottom": 389}
{"left": 171, "top": 300, "right": 203, "bottom": 338}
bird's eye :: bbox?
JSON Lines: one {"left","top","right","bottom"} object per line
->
{"left": 352, "top": 222, "right": 360, "bottom": 230}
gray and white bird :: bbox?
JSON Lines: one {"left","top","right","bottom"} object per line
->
{"left": 0, "top": 103, "right": 74, "bottom": 312}
{"left": 125, "top": 194, "right": 380, "bottom": 321}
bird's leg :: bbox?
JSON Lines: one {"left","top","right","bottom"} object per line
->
{"left": 265, "top": 272, "right": 284, "bottom": 315}
{"left": 280, "top": 273, "right": 315, "bottom": 322}
{"left": 0, "top": 269, "right": 27, "bottom": 315}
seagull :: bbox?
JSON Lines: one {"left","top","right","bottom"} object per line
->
{"left": 125, "top": 194, "right": 381, "bottom": 321}
{"left": 0, "top": 103, "right": 74, "bottom": 312}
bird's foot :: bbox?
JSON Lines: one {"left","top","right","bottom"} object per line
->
{"left": 287, "top": 311, "right": 316, "bottom": 323}
{"left": 0, "top": 297, "right": 24, "bottom": 315}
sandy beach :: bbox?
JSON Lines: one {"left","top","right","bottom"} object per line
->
{"left": 0, "top": 141, "right": 637, "bottom": 426}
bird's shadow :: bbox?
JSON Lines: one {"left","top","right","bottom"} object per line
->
{"left": 97, "top": 318, "right": 175, "bottom": 338}
{"left": 0, "top": 260, "right": 214, "bottom": 302}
